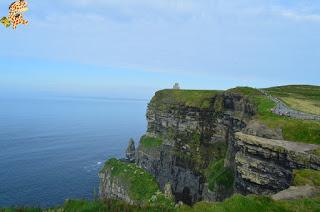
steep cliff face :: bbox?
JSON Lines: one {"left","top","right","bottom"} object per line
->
{"left": 99, "top": 88, "right": 320, "bottom": 206}
{"left": 234, "top": 132, "right": 320, "bottom": 195}
{"left": 136, "top": 90, "right": 255, "bottom": 204}
{"left": 99, "top": 168, "right": 134, "bottom": 204}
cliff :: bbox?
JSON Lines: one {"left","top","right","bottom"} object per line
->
{"left": 99, "top": 86, "right": 320, "bottom": 206}
{"left": 234, "top": 132, "right": 320, "bottom": 195}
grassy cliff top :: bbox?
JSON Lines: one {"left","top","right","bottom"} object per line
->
{"left": 150, "top": 89, "right": 222, "bottom": 109}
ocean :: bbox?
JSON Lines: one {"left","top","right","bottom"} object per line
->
{"left": 0, "top": 96, "right": 147, "bottom": 207}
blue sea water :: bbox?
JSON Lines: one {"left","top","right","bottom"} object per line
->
{"left": 0, "top": 96, "right": 147, "bottom": 207}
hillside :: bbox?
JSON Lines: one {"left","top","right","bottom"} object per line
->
{"left": 265, "top": 85, "right": 320, "bottom": 116}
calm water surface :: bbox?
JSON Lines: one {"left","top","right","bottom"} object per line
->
{"left": 0, "top": 97, "right": 147, "bottom": 207}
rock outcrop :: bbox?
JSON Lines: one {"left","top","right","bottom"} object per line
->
{"left": 234, "top": 132, "right": 320, "bottom": 195}
{"left": 99, "top": 168, "right": 134, "bottom": 204}
{"left": 126, "top": 138, "right": 136, "bottom": 162}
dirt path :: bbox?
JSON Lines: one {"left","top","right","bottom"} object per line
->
{"left": 259, "top": 89, "right": 320, "bottom": 121}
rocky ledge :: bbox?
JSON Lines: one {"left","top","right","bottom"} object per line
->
{"left": 234, "top": 132, "right": 320, "bottom": 195}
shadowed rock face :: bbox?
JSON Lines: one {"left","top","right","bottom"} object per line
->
{"left": 234, "top": 132, "right": 320, "bottom": 195}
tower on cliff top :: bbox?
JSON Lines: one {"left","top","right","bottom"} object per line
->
{"left": 173, "top": 83, "right": 180, "bottom": 90}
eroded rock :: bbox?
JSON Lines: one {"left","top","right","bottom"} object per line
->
{"left": 234, "top": 132, "right": 320, "bottom": 195}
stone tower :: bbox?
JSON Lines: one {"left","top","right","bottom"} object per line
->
{"left": 173, "top": 83, "right": 180, "bottom": 90}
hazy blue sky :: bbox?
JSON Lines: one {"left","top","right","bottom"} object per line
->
{"left": 0, "top": 0, "right": 319, "bottom": 99}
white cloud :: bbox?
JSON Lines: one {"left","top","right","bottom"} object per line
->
{"left": 280, "top": 10, "right": 320, "bottom": 22}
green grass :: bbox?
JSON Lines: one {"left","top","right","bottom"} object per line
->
{"left": 2, "top": 199, "right": 175, "bottom": 212}
{"left": 206, "top": 159, "right": 234, "bottom": 192}
{"left": 100, "top": 159, "right": 159, "bottom": 203}
{"left": 3, "top": 195, "right": 320, "bottom": 212}
{"left": 150, "top": 89, "right": 222, "bottom": 109}
{"left": 140, "top": 135, "right": 163, "bottom": 148}
{"left": 60, "top": 199, "right": 107, "bottom": 211}
{"left": 59, "top": 199, "right": 174, "bottom": 212}
{"left": 180, "top": 194, "right": 320, "bottom": 212}
{"left": 228, "top": 86, "right": 263, "bottom": 96}
{"left": 293, "top": 169, "right": 320, "bottom": 186}
{"left": 228, "top": 87, "right": 320, "bottom": 144}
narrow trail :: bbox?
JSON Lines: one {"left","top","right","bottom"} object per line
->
{"left": 259, "top": 89, "right": 320, "bottom": 121}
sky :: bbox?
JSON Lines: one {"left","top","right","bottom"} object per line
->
{"left": 0, "top": 0, "right": 319, "bottom": 99}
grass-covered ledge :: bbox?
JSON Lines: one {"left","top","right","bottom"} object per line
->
{"left": 140, "top": 135, "right": 163, "bottom": 149}
{"left": 100, "top": 158, "right": 159, "bottom": 203}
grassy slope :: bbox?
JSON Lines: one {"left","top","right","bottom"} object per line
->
{"left": 229, "top": 86, "right": 320, "bottom": 144}
{"left": 265, "top": 85, "right": 320, "bottom": 115}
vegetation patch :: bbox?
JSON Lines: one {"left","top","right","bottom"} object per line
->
{"left": 265, "top": 85, "right": 320, "bottom": 101}
{"left": 293, "top": 169, "right": 320, "bottom": 186}
{"left": 101, "top": 158, "right": 159, "bottom": 202}
{"left": 206, "top": 159, "right": 234, "bottom": 192}
{"left": 228, "top": 86, "right": 263, "bottom": 96}
{"left": 60, "top": 199, "right": 107, "bottom": 211}
{"left": 150, "top": 89, "right": 222, "bottom": 109}
{"left": 140, "top": 135, "right": 163, "bottom": 148}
